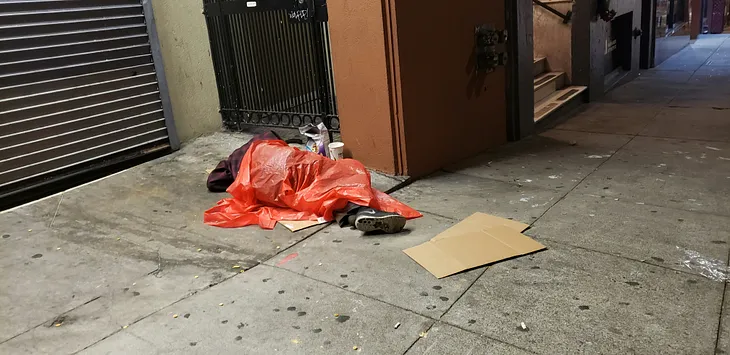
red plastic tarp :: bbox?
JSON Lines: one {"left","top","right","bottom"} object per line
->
{"left": 204, "top": 140, "right": 422, "bottom": 229}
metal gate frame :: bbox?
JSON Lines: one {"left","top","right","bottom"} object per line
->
{"left": 203, "top": 0, "right": 340, "bottom": 132}
{"left": 143, "top": 0, "right": 179, "bottom": 149}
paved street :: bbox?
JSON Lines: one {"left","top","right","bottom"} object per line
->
{"left": 2, "top": 34, "right": 730, "bottom": 354}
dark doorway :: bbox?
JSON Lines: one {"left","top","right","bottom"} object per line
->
{"left": 640, "top": 0, "right": 656, "bottom": 68}
{"left": 605, "top": 12, "right": 633, "bottom": 76}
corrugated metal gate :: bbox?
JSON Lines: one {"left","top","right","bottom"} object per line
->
{"left": 0, "top": 0, "right": 177, "bottom": 205}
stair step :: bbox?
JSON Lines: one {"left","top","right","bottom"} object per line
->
{"left": 533, "top": 57, "right": 547, "bottom": 77}
{"left": 534, "top": 86, "right": 587, "bottom": 122}
{"left": 534, "top": 72, "right": 565, "bottom": 104}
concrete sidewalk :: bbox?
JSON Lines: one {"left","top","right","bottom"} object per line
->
{"left": 2, "top": 34, "right": 730, "bottom": 354}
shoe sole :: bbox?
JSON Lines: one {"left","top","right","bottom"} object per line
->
{"left": 355, "top": 215, "right": 406, "bottom": 233}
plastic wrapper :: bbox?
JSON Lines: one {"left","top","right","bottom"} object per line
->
{"left": 677, "top": 246, "right": 729, "bottom": 282}
{"left": 299, "top": 123, "right": 330, "bottom": 157}
{"left": 204, "top": 140, "right": 422, "bottom": 229}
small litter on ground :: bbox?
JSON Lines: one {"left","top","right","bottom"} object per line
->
{"left": 517, "top": 322, "right": 529, "bottom": 332}
{"left": 677, "top": 246, "right": 728, "bottom": 282}
{"left": 279, "top": 218, "right": 328, "bottom": 232}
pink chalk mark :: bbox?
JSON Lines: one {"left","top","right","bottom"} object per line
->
{"left": 276, "top": 252, "right": 299, "bottom": 266}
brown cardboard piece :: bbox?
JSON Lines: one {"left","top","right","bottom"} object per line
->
{"left": 403, "top": 212, "right": 545, "bottom": 279}
{"left": 278, "top": 218, "right": 329, "bottom": 232}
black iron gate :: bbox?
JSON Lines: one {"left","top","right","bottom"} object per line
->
{"left": 203, "top": 0, "right": 339, "bottom": 131}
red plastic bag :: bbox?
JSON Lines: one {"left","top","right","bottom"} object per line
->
{"left": 204, "top": 140, "right": 422, "bottom": 229}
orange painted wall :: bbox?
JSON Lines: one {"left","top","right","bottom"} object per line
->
{"left": 329, "top": 0, "right": 509, "bottom": 177}
{"left": 392, "top": 0, "right": 508, "bottom": 177}
{"left": 327, "top": 0, "right": 399, "bottom": 174}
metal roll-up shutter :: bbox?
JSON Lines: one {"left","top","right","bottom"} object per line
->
{"left": 0, "top": 0, "right": 178, "bottom": 205}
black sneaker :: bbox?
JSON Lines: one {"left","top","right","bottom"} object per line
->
{"left": 354, "top": 208, "right": 406, "bottom": 234}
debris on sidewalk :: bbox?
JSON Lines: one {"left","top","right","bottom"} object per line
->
{"left": 204, "top": 140, "right": 421, "bottom": 229}
{"left": 279, "top": 218, "right": 328, "bottom": 232}
{"left": 677, "top": 246, "right": 729, "bottom": 282}
{"left": 517, "top": 322, "right": 529, "bottom": 332}
{"left": 299, "top": 122, "right": 331, "bottom": 157}
{"left": 394, "top": 322, "right": 401, "bottom": 329}
{"left": 404, "top": 213, "right": 546, "bottom": 278}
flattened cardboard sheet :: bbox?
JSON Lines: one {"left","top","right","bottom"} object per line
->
{"left": 278, "top": 217, "right": 328, "bottom": 232}
{"left": 404, "top": 213, "right": 544, "bottom": 278}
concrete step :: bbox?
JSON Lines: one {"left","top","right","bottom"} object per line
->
{"left": 533, "top": 57, "right": 547, "bottom": 77}
{"left": 534, "top": 71, "right": 565, "bottom": 104}
{"left": 534, "top": 86, "right": 587, "bottom": 122}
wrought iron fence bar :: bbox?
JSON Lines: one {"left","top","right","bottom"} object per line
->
{"left": 204, "top": 0, "right": 339, "bottom": 131}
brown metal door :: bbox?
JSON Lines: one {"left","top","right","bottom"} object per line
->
{"left": 389, "top": 0, "right": 508, "bottom": 176}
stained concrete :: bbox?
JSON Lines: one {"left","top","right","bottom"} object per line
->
{"left": 404, "top": 322, "right": 533, "bottom": 355}
{"left": 265, "top": 214, "right": 484, "bottom": 319}
{"left": 641, "top": 107, "right": 730, "bottom": 138}
{"left": 634, "top": 69, "right": 694, "bottom": 83}
{"left": 3, "top": 34, "right": 730, "bottom": 355}
{"left": 0, "top": 132, "right": 397, "bottom": 353}
{"left": 80, "top": 265, "right": 433, "bottom": 354}
{"left": 42, "top": 132, "right": 328, "bottom": 271}
{"left": 577, "top": 137, "right": 730, "bottom": 215}
{"left": 1, "top": 264, "right": 230, "bottom": 354}
{"left": 446, "top": 129, "right": 632, "bottom": 191}
{"left": 442, "top": 244, "right": 724, "bottom": 355}
{"left": 529, "top": 192, "right": 730, "bottom": 273}
{"left": 391, "top": 172, "right": 563, "bottom": 223}
{"left": 555, "top": 103, "right": 661, "bottom": 135}
{"left": 600, "top": 81, "right": 682, "bottom": 104}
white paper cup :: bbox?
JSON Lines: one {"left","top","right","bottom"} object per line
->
{"left": 328, "top": 142, "right": 345, "bottom": 160}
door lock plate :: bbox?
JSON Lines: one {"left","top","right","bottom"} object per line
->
{"left": 475, "top": 25, "right": 508, "bottom": 73}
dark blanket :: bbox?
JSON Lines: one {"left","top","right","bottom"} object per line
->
{"left": 206, "top": 131, "right": 282, "bottom": 192}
